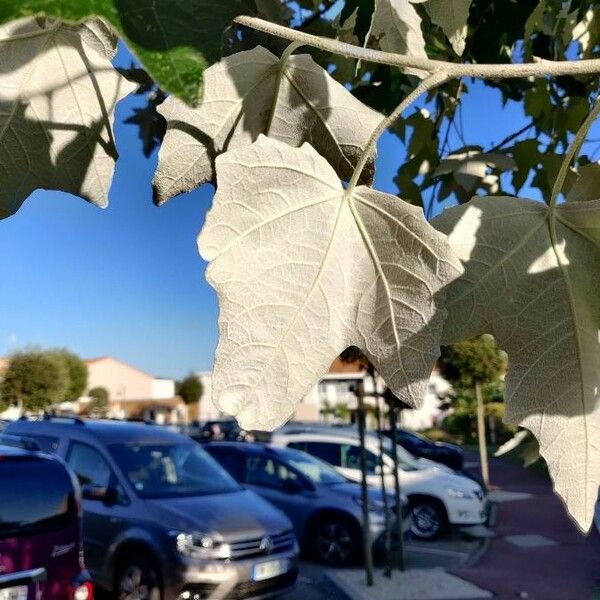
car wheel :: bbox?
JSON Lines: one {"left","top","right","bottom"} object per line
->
{"left": 312, "top": 516, "right": 359, "bottom": 566}
{"left": 116, "top": 556, "right": 161, "bottom": 600}
{"left": 410, "top": 499, "right": 446, "bottom": 540}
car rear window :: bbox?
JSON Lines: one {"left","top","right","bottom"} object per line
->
{"left": 0, "top": 456, "right": 76, "bottom": 539}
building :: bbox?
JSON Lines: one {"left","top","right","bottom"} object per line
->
{"left": 81, "top": 356, "right": 184, "bottom": 424}
{"left": 195, "top": 356, "right": 451, "bottom": 431}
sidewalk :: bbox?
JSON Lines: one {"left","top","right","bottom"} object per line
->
{"left": 452, "top": 451, "right": 600, "bottom": 600}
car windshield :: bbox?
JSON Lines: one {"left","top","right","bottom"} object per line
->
{"left": 110, "top": 442, "right": 241, "bottom": 499}
{"left": 276, "top": 447, "right": 347, "bottom": 485}
{"left": 377, "top": 436, "right": 420, "bottom": 471}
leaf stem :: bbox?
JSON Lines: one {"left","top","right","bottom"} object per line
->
{"left": 234, "top": 15, "right": 600, "bottom": 79}
{"left": 550, "top": 97, "right": 600, "bottom": 207}
{"left": 347, "top": 71, "right": 450, "bottom": 193}
{"left": 265, "top": 42, "right": 303, "bottom": 136}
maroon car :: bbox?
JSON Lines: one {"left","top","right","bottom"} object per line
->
{"left": 0, "top": 444, "right": 93, "bottom": 600}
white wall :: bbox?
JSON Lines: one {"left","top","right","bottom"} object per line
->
{"left": 151, "top": 378, "right": 175, "bottom": 399}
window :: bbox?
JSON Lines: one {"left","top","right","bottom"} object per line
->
{"left": 109, "top": 443, "right": 239, "bottom": 498}
{"left": 26, "top": 434, "right": 60, "bottom": 453}
{"left": 0, "top": 457, "right": 76, "bottom": 539}
{"left": 205, "top": 448, "right": 244, "bottom": 481}
{"left": 297, "top": 442, "right": 342, "bottom": 467}
{"left": 245, "top": 456, "right": 299, "bottom": 490}
{"left": 67, "top": 442, "right": 112, "bottom": 488}
{"left": 341, "top": 444, "right": 378, "bottom": 474}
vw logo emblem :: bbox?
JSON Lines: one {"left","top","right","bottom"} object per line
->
{"left": 259, "top": 536, "right": 274, "bottom": 554}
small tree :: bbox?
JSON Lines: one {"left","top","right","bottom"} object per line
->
{"left": 0, "top": 350, "right": 69, "bottom": 413}
{"left": 439, "top": 335, "right": 506, "bottom": 487}
{"left": 49, "top": 349, "right": 88, "bottom": 401}
{"left": 87, "top": 386, "right": 109, "bottom": 417}
{"left": 176, "top": 375, "right": 203, "bottom": 405}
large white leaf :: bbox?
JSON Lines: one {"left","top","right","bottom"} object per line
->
{"left": 424, "top": 0, "right": 472, "bottom": 56}
{"left": 0, "top": 17, "right": 135, "bottom": 219}
{"left": 365, "top": 0, "right": 428, "bottom": 78}
{"left": 434, "top": 196, "right": 600, "bottom": 530}
{"left": 200, "top": 136, "right": 462, "bottom": 430}
{"left": 153, "top": 46, "right": 382, "bottom": 205}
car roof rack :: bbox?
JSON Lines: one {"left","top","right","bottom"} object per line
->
{"left": 0, "top": 433, "right": 41, "bottom": 451}
{"left": 41, "top": 413, "right": 85, "bottom": 425}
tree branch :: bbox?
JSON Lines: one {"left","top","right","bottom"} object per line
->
{"left": 234, "top": 15, "right": 600, "bottom": 79}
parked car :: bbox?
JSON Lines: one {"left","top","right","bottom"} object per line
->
{"left": 204, "top": 442, "right": 411, "bottom": 566}
{"left": 0, "top": 442, "right": 94, "bottom": 600}
{"left": 271, "top": 428, "right": 487, "bottom": 540}
{"left": 6, "top": 417, "right": 299, "bottom": 600}
{"left": 381, "top": 428, "right": 464, "bottom": 470}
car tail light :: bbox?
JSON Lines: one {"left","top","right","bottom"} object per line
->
{"left": 71, "top": 580, "right": 94, "bottom": 600}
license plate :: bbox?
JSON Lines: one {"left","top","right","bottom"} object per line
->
{"left": 252, "top": 559, "right": 289, "bottom": 582}
{"left": 0, "top": 587, "right": 28, "bottom": 600}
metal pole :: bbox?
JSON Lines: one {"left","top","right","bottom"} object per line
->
{"left": 476, "top": 381, "right": 490, "bottom": 489}
{"left": 357, "top": 381, "right": 374, "bottom": 586}
{"left": 388, "top": 404, "right": 406, "bottom": 571}
{"left": 375, "top": 392, "right": 392, "bottom": 578}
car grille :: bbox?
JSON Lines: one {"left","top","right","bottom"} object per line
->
{"left": 229, "top": 530, "right": 296, "bottom": 560}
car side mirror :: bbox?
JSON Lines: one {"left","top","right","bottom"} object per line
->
{"left": 81, "top": 484, "right": 117, "bottom": 504}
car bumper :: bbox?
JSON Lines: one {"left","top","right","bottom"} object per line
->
{"left": 166, "top": 546, "right": 300, "bottom": 600}
{"left": 446, "top": 497, "right": 488, "bottom": 526}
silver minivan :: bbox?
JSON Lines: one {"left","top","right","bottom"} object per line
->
{"left": 6, "top": 417, "right": 299, "bottom": 600}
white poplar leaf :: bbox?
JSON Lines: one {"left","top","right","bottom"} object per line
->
{"left": 0, "top": 17, "right": 135, "bottom": 219}
{"left": 200, "top": 136, "right": 462, "bottom": 431}
{"left": 365, "top": 0, "right": 428, "bottom": 78}
{"left": 434, "top": 196, "right": 600, "bottom": 531}
{"left": 153, "top": 46, "right": 382, "bottom": 205}
{"left": 566, "top": 163, "right": 600, "bottom": 203}
{"left": 424, "top": 0, "right": 472, "bottom": 56}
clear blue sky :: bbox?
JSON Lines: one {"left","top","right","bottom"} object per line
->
{"left": 0, "top": 44, "right": 558, "bottom": 380}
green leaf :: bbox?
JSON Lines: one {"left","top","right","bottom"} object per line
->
{"left": 0, "top": 16, "right": 135, "bottom": 219}
{"left": 567, "top": 163, "right": 600, "bottom": 203}
{"left": 199, "top": 135, "right": 462, "bottom": 430}
{"left": 0, "top": 0, "right": 249, "bottom": 104}
{"left": 434, "top": 195, "right": 600, "bottom": 531}
{"left": 424, "top": 0, "right": 472, "bottom": 56}
{"left": 365, "top": 0, "right": 428, "bottom": 78}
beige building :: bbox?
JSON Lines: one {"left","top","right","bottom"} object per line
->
{"left": 82, "top": 356, "right": 184, "bottom": 424}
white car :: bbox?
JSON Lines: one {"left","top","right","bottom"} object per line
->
{"left": 271, "top": 427, "right": 487, "bottom": 539}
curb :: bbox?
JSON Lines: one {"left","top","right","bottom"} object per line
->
{"left": 319, "top": 572, "right": 356, "bottom": 600}
{"left": 463, "top": 502, "right": 498, "bottom": 568}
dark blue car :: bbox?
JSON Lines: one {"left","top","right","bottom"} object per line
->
{"left": 204, "top": 442, "right": 411, "bottom": 567}
{"left": 383, "top": 429, "right": 464, "bottom": 470}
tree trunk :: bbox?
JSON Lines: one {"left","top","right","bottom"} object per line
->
{"left": 476, "top": 381, "right": 490, "bottom": 488}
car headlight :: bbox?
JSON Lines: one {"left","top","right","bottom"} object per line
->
{"left": 353, "top": 496, "right": 387, "bottom": 513}
{"left": 174, "top": 532, "right": 231, "bottom": 559}
{"left": 446, "top": 487, "right": 474, "bottom": 499}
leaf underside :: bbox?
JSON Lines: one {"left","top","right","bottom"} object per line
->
{"left": 0, "top": 16, "right": 135, "bottom": 219}
{"left": 199, "top": 135, "right": 462, "bottom": 431}
{"left": 153, "top": 46, "right": 383, "bottom": 205}
{"left": 434, "top": 195, "right": 600, "bottom": 531}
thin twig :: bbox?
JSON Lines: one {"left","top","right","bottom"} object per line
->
{"left": 488, "top": 120, "right": 538, "bottom": 152}
{"left": 551, "top": 97, "right": 600, "bottom": 207}
{"left": 347, "top": 72, "right": 451, "bottom": 193}
{"left": 234, "top": 15, "right": 600, "bottom": 79}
